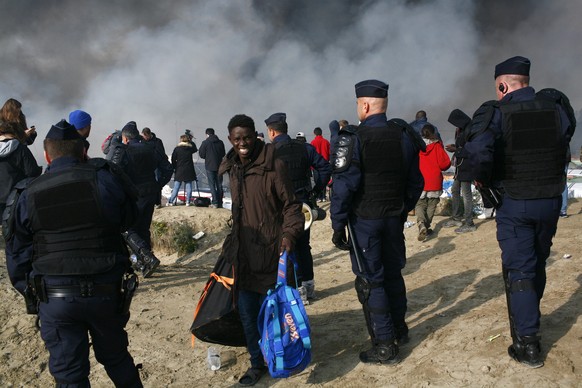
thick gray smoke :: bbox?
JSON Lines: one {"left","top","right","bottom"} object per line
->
{"left": 1, "top": 0, "right": 580, "bottom": 161}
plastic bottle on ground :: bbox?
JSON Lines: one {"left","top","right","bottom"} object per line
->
{"left": 207, "top": 346, "right": 221, "bottom": 371}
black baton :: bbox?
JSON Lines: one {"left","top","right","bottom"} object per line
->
{"left": 347, "top": 219, "right": 365, "bottom": 275}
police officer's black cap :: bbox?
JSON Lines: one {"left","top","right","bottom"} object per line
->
{"left": 447, "top": 109, "right": 471, "bottom": 129}
{"left": 494, "top": 56, "right": 530, "bottom": 79}
{"left": 355, "top": 79, "right": 388, "bottom": 98}
{"left": 45, "top": 119, "right": 82, "bottom": 140}
{"left": 264, "top": 112, "right": 286, "bottom": 126}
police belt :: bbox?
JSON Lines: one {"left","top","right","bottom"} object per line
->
{"left": 45, "top": 283, "right": 120, "bottom": 298}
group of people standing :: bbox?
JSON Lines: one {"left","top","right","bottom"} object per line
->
{"left": 329, "top": 56, "right": 575, "bottom": 371}
{"left": 1, "top": 54, "right": 576, "bottom": 387}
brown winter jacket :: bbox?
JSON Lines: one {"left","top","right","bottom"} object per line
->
{"left": 218, "top": 140, "right": 303, "bottom": 294}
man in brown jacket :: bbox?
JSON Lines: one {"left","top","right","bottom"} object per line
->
{"left": 218, "top": 114, "right": 303, "bottom": 386}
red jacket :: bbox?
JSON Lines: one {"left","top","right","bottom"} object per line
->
{"left": 419, "top": 141, "right": 451, "bottom": 191}
{"left": 311, "top": 135, "right": 330, "bottom": 161}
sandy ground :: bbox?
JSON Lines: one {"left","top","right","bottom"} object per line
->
{"left": 1, "top": 199, "right": 581, "bottom": 387}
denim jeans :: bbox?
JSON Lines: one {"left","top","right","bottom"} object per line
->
{"left": 168, "top": 181, "right": 192, "bottom": 204}
{"left": 561, "top": 164, "right": 569, "bottom": 214}
{"left": 206, "top": 170, "right": 223, "bottom": 207}
{"left": 237, "top": 290, "right": 266, "bottom": 368}
{"left": 451, "top": 179, "right": 474, "bottom": 226}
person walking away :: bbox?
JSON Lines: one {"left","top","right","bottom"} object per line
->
{"left": 0, "top": 121, "right": 42, "bottom": 215}
{"left": 167, "top": 134, "right": 198, "bottom": 206}
{"left": 331, "top": 80, "right": 424, "bottom": 364}
{"left": 311, "top": 127, "right": 330, "bottom": 161}
{"left": 464, "top": 56, "right": 576, "bottom": 368}
{"left": 199, "top": 128, "right": 226, "bottom": 208}
{"left": 107, "top": 121, "right": 173, "bottom": 276}
{"left": 4, "top": 119, "right": 143, "bottom": 387}
{"left": 265, "top": 113, "right": 332, "bottom": 302}
{"left": 311, "top": 126, "right": 331, "bottom": 201}
{"left": 444, "top": 109, "right": 477, "bottom": 233}
{"left": 409, "top": 110, "right": 441, "bottom": 140}
{"left": 218, "top": 114, "right": 303, "bottom": 385}
{"left": 415, "top": 124, "right": 451, "bottom": 241}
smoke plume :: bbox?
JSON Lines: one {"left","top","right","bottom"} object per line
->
{"left": 1, "top": 0, "right": 580, "bottom": 160}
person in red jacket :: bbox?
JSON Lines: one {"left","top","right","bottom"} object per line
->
{"left": 310, "top": 127, "right": 330, "bottom": 161}
{"left": 415, "top": 124, "right": 451, "bottom": 241}
{"left": 311, "top": 127, "right": 331, "bottom": 201}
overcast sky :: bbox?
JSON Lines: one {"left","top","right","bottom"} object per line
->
{"left": 1, "top": 0, "right": 580, "bottom": 161}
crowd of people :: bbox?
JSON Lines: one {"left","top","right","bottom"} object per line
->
{"left": 0, "top": 54, "right": 577, "bottom": 386}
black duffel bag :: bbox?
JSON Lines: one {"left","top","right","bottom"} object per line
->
{"left": 190, "top": 255, "right": 246, "bottom": 347}
{"left": 193, "top": 181, "right": 211, "bottom": 207}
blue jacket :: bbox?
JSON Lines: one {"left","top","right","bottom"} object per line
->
{"left": 409, "top": 117, "right": 440, "bottom": 139}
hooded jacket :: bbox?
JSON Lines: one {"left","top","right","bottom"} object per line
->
{"left": 419, "top": 140, "right": 451, "bottom": 191}
{"left": 0, "top": 136, "right": 42, "bottom": 207}
{"left": 218, "top": 140, "right": 303, "bottom": 294}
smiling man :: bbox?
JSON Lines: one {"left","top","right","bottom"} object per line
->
{"left": 218, "top": 114, "right": 303, "bottom": 386}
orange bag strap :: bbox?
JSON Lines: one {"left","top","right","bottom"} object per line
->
{"left": 190, "top": 267, "right": 236, "bottom": 347}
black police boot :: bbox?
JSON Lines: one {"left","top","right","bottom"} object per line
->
{"left": 359, "top": 340, "right": 399, "bottom": 365}
{"left": 140, "top": 250, "right": 161, "bottom": 278}
{"left": 508, "top": 335, "right": 544, "bottom": 368}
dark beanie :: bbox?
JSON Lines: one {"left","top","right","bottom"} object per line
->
{"left": 122, "top": 121, "right": 138, "bottom": 132}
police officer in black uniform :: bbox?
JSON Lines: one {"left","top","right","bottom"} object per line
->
{"left": 331, "top": 80, "right": 424, "bottom": 364}
{"left": 108, "top": 121, "right": 173, "bottom": 276}
{"left": 4, "top": 120, "right": 143, "bottom": 387}
{"left": 464, "top": 56, "right": 576, "bottom": 368}
{"left": 265, "top": 112, "right": 332, "bottom": 301}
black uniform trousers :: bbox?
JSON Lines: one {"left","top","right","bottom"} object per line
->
{"left": 39, "top": 292, "right": 142, "bottom": 387}
{"left": 130, "top": 193, "right": 157, "bottom": 250}
{"left": 295, "top": 228, "right": 314, "bottom": 284}
{"left": 349, "top": 215, "right": 407, "bottom": 341}
{"left": 496, "top": 196, "right": 561, "bottom": 337}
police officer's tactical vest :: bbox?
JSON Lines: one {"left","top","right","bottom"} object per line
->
{"left": 274, "top": 139, "right": 311, "bottom": 195}
{"left": 125, "top": 143, "right": 158, "bottom": 196}
{"left": 27, "top": 163, "right": 126, "bottom": 275}
{"left": 494, "top": 97, "right": 566, "bottom": 199}
{"left": 353, "top": 122, "right": 404, "bottom": 218}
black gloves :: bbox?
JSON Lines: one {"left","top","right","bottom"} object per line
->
{"left": 332, "top": 228, "right": 350, "bottom": 251}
